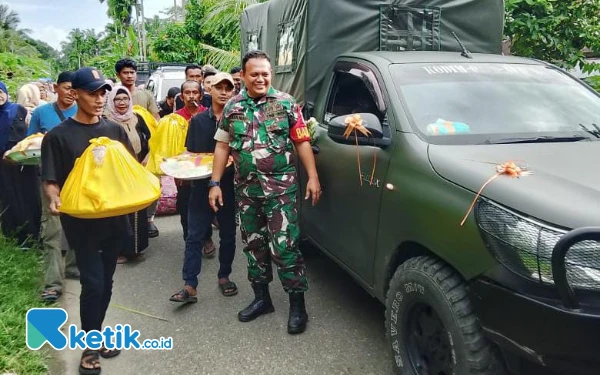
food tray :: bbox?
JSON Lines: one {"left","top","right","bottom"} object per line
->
{"left": 6, "top": 149, "right": 42, "bottom": 165}
{"left": 160, "top": 153, "right": 232, "bottom": 180}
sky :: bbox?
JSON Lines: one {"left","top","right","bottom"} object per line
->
{"left": 1, "top": 0, "right": 173, "bottom": 50}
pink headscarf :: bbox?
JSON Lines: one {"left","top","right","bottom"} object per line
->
{"left": 106, "top": 86, "right": 142, "bottom": 155}
{"left": 107, "top": 86, "right": 134, "bottom": 124}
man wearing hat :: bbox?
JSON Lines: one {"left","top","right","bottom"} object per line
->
{"left": 41, "top": 67, "right": 133, "bottom": 374}
{"left": 170, "top": 72, "right": 238, "bottom": 303}
{"left": 29, "top": 71, "right": 81, "bottom": 303}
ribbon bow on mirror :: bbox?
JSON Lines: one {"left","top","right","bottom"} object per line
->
{"left": 343, "top": 114, "right": 377, "bottom": 186}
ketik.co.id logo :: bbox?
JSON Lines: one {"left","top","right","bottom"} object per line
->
{"left": 26, "top": 308, "right": 173, "bottom": 350}
{"left": 26, "top": 308, "right": 68, "bottom": 350}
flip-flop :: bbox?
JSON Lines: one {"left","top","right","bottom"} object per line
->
{"left": 169, "top": 289, "right": 198, "bottom": 303}
{"left": 79, "top": 350, "right": 101, "bottom": 375}
{"left": 218, "top": 281, "right": 238, "bottom": 297}
{"left": 203, "top": 241, "right": 216, "bottom": 258}
{"left": 99, "top": 347, "right": 121, "bottom": 359}
{"left": 41, "top": 289, "right": 61, "bottom": 302}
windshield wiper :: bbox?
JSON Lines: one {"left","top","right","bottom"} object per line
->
{"left": 484, "top": 135, "right": 591, "bottom": 144}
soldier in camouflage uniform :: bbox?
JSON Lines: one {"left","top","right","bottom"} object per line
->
{"left": 209, "top": 51, "right": 321, "bottom": 334}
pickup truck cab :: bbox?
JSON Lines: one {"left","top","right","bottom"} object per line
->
{"left": 299, "top": 51, "right": 600, "bottom": 375}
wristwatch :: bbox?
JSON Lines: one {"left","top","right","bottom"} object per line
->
{"left": 208, "top": 180, "right": 221, "bottom": 188}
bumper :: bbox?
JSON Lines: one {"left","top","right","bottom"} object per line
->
{"left": 469, "top": 279, "right": 600, "bottom": 375}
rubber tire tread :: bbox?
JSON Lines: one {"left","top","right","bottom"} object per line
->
{"left": 385, "top": 256, "right": 505, "bottom": 375}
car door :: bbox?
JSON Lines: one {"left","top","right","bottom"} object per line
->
{"left": 301, "top": 61, "right": 393, "bottom": 285}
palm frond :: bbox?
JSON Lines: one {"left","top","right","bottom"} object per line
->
{"left": 198, "top": 43, "right": 240, "bottom": 70}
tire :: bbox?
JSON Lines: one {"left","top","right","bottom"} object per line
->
{"left": 385, "top": 256, "right": 505, "bottom": 375}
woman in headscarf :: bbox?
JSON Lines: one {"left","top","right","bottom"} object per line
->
{"left": 0, "top": 81, "right": 41, "bottom": 245}
{"left": 106, "top": 86, "right": 152, "bottom": 263}
{"left": 35, "top": 81, "right": 53, "bottom": 103}
{"left": 16, "top": 83, "right": 44, "bottom": 126}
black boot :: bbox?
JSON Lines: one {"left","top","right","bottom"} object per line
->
{"left": 287, "top": 293, "right": 308, "bottom": 334}
{"left": 238, "top": 283, "right": 275, "bottom": 322}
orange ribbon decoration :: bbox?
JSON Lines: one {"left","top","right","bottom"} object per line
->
{"left": 460, "top": 161, "right": 532, "bottom": 226}
{"left": 344, "top": 114, "right": 375, "bottom": 186}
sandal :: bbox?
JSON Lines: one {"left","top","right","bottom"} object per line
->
{"left": 99, "top": 346, "right": 121, "bottom": 359}
{"left": 203, "top": 240, "right": 216, "bottom": 258}
{"left": 79, "top": 349, "right": 101, "bottom": 375}
{"left": 41, "top": 289, "right": 61, "bottom": 302}
{"left": 218, "top": 280, "right": 238, "bottom": 297}
{"left": 169, "top": 288, "right": 198, "bottom": 303}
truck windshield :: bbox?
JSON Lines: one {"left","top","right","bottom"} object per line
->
{"left": 390, "top": 63, "right": 600, "bottom": 145}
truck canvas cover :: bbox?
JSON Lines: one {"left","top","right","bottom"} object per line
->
{"left": 241, "top": 0, "right": 505, "bottom": 105}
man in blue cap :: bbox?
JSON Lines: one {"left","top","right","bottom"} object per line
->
{"left": 41, "top": 67, "right": 133, "bottom": 375}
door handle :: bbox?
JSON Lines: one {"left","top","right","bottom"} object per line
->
{"left": 311, "top": 145, "right": 320, "bottom": 154}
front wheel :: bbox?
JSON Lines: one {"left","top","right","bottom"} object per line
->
{"left": 385, "top": 256, "right": 504, "bottom": 375}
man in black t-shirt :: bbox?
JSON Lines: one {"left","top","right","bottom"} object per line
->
{"left": 41, "top": 67, "right": 132, "bottom": 374}
{"left": 158, "top": 87, "right": 180, "bottom": 118}
{"left": 169, "top": 73, "right": 238, "bottom": 303}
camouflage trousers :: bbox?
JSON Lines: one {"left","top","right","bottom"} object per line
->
{"left": 237, "top": 192, "right": 308, "bottom": 293}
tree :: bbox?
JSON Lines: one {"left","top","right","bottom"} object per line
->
{"left": 0, "top": 4, "right": 19, "bottom": 31}
{"left": 60, "top": 29, "right": 86, "bottom": 69}
{"left": 505, "top": 0, "right": 600, "bottom": 73}
{"left": 195, "top": 0, "right": 268, "bottom": 69}
{"left": 83, "top": 29, "right": 104, "bottom": 57}
{"left": 99, "top": 0, "right": 136, "bottom": 35}
{"left": 23, "top": 37, "right": 59, "bottom": 61}
{"left": 201, "top": 0, "right": 266, "bottom": 51}
{"left": 160, "top": 4, "right": 186, "bottom": 22}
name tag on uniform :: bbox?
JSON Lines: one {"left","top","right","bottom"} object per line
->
{"left": 229, "top": 114, "right": 247, "bottom": 122}
{"left": 264, "top": 102, "right": 285, "bottom": 116}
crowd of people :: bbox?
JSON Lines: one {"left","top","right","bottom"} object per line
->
{"left": 0, "top": 50, "right": 321, "bottom": 375}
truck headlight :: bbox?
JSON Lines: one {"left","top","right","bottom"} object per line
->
{"left": 475, "top": 199, "right": 600, "bottom": 291}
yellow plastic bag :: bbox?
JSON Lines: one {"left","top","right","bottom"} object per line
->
{"left": 132, "top": 105, "right": 158, "bottom": 134}
{"left": 59, "top": 137, "right": 161, "bottom": 219}
{"left": 146, "top": 113, "right": 189, "bottom": 175}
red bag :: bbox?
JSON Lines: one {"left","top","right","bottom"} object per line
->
{"left": 156, "top": 176, "right": 177, "bottom": 216}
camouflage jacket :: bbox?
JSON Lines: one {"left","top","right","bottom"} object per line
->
{"left": 214, "top": 87, "right": 311, "bottom": 198}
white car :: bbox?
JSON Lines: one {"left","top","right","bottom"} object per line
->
{"left": 146, "top": 67, "right": 186, "bottom": 103}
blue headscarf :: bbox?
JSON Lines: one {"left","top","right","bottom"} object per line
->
{"left": 0, "top": 82, "right": 19, "bottom": 152}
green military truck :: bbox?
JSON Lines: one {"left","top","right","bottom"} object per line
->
{"left": 243, "top": 1, "right": 600, "bottom": 374}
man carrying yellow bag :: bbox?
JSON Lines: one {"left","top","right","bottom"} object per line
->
{"left": 41, "top": 67, "right": 158, "bottom": 375}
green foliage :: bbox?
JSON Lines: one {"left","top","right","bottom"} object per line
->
{"left": 99, "top": 0, "right": 136, "bottom": 33}
{"left": 150, "top": 21, "right": 200, "bottom": 63}
{"left": 59, "top": 26, "right": 139, "bottom": 74}
{"left": 505, "top": 0, "right": 600, "bottom": 73}
{"left": 0, "top": 4, "right": 60, "bottom": 71}
{"left": 200, "top": 0, "right": 265, "bottom": 52}
{"left": 584, "top": 76, "right": 600, "bottom": 92}
{"left": 0, "top": 52, "right": 51, "bottom": 97}
{"left": 23, "top": 37, "right": 59, "bottom": 61}
{"left": 0, "top": 4, "right": 20, "bottom": 30}
{"left": 0, "top": 29, "right": 38, "bottom": 56}
{"left": 0, "top": 236, "right": 48, "bottom": 375}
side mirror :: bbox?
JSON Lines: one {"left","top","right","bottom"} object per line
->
{"left": 327, "top": 113, "right": 388, "bottom": 146}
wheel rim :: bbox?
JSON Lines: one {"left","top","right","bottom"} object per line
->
{"left": 404, "top": 302, "right": 454, "bottom": 375}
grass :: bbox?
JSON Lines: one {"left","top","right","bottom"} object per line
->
{"left": 0, "top": 235, "right": 49, "bottom": 375}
